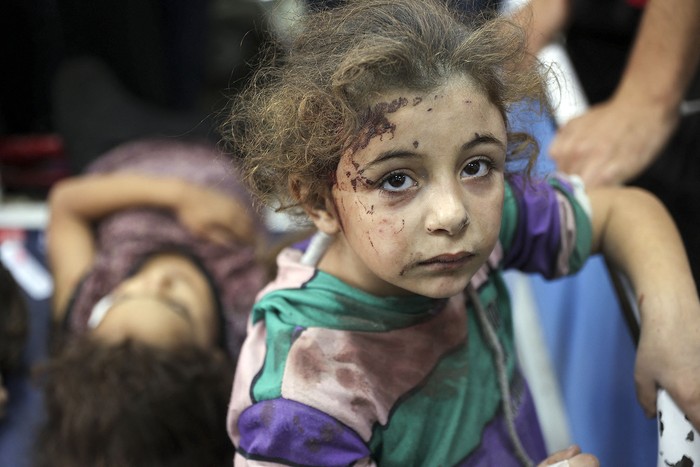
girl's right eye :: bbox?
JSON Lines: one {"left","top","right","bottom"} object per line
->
{"left": 379, "top": 172, "right": 416, "bottom": 192}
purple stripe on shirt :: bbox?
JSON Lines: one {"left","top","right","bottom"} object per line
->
{"left": 292, "top": 237, "right": 312, "bottom": 252}
{"left": 503, "top": 176, "right": 562, "bottom": 278}
{"left": 458, "top": 378, "right": 547, "bottom": 466}
{"left": 238, "top": 398, "right": 370, "bottom": 466}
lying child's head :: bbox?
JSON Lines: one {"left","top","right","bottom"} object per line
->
{"left": 35, "top": 337, "right": 235, "bottom": 467}
{"left": 86, "top": 252, "right": 223, "bottom": 351}
{"left": 225, "top": 0, "right": 547, "bottom": 298}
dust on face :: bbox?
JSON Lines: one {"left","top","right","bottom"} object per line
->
{"left": 318, "top": 76, "right": 507, "bottom": 298}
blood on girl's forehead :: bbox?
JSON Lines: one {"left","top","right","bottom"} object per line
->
{"left": 347, "top": 97, "right": 409, "bottom": 154}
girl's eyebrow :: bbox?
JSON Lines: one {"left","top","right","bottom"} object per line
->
{"left": 366, "top": 132, "right": 506, "bottom": 169}
{"left": 461, "top": 133, "right": 506, "bottom": 151}
{"left": 366, "top": 150, "right": 419, "bottom": 168}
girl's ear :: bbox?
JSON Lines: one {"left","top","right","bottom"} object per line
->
{"left": 289, "top": 177, "right": 341, "bottom": 236}
{"left": 306, "top": 197, "right": 341, "bottom": 235}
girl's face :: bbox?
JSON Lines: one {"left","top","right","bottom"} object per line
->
{"left": 313, "top": 76, "right": 507, "bottom": 298}
{"left": 92, "top": 254, "right": 218, "bottom": 348}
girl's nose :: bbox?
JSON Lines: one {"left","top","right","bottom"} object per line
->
{"left": 425, "top": 184, "right": 470, "bottom": 236}
{"left": 143, "top": 271, "right": 174, "bottom": 292}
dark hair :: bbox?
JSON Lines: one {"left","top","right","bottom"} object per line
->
{"left": 222, "top": 0, "right": 547, "bottom": 219}
{"left": 34, "top": 337, "right": 235, "bottom": 467}
{"left": 0, "top": 261, "right": 28, "bottom": 376}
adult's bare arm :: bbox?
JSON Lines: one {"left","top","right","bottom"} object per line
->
{"left": 509, "top": 0, "right": 571, "bottom": 62}
{"left": 550, "top": 0, "right": 700, "bottom": 187}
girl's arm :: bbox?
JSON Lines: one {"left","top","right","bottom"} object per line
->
{"left": 588, "top": 186, "right": 700, "bottom": 429}
{"left": 47, "top": 173, "right": 255, "bottom": 320}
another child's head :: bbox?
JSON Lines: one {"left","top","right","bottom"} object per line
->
{"left": 225, "top": 0, "right": 547, "bottom": 298}
{"left": 0, "top": 261, "right": 28, "bottom": 418}
{"left": 35, "top": 337, "right": 235, "bottom": 467}
{"left": 86, "top": 252, "right": 222, "bottom": 350}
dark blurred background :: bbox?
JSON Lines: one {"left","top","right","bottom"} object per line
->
{"left": 0, "top": 0, "right": 279, "bottom": 195}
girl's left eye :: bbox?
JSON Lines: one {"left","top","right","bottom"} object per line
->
{"left": 461, "top": 159, "right": 492, "bottom": 178}
{"left": 379, "top": 172, "right": 416, "bottom": 192}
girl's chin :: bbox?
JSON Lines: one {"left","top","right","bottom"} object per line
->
{"left": 404, "top": 280, "right": 471, "bottom": 299}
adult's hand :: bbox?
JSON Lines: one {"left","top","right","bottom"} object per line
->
{"left": 550, "top": 0, "right": 700, "bottom": 188}
{"left": 549, "top": 94, "right": 679, "bottom": 187}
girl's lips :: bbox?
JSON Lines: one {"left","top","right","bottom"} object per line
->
{"left": 417, "top": 252, "right": 475, "bottom": 269}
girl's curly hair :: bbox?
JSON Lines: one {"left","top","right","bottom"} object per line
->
{"left": 222, "top": 0, "right": 548, "bottom": 221}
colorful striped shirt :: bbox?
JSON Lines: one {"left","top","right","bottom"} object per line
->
{"left": 228, "top": 174, "right": 592, "bottom": 466}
